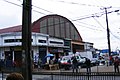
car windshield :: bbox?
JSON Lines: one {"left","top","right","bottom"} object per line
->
{"left": 63, "top": 57, "right": 70, "bottom": 60}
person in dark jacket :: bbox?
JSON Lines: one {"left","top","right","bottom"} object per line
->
{"left": 85, "top": 58, "right": 91, "bottom": 73}
{"left": 113, "top": 56, "right": 119, "bottom": 73}
{"left": 72, "top": 56, "right": 78, "bottom": 73}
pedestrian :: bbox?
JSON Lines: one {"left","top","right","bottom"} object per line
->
{"left": 109, "top": 56, "right": 114, "bottom": 65}
{"left": 85, "top": 58, "right": 91, "bottom": 73}
{"left": 6, "top": 72, "right": 24, "bottom": 80}
{"left": 38, "top": 58, "right": 42, "bottom": 70}
{"left": 113, "top": 56, "right": 119, "bottom": 73}
{"left": 72, "top": 56, "right": 78, "bottom": 73}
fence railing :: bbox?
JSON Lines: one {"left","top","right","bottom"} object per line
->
{"left": 1, "top": 71, "right": 120, "bottom": 80}
{"left": 32, "top": 72, "right": 120, "bottom": 80}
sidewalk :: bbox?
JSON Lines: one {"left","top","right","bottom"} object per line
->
{"left": 34, "top": 65, "right": 118, "bottom": 73}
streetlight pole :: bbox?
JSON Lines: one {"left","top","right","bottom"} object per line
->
{"left": 22, "top": 0, "right": 32, "bottom": 80}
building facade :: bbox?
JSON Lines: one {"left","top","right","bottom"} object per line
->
{"left": 0, "top": 14, "right": 94, "bottom": 67}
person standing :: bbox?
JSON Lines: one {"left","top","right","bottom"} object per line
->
{"left": 38, "top": 58, "right": 42, "bottom": 70}
{"left": 72, "top": 56, "right": 78, "bottom": 73}
{"left": 113, "top": 56, "right": 120, "bottom": 73}
{"left": 85, "top": 58, "right": 91, "bottom": 73}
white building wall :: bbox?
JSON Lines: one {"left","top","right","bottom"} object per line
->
{"left": 48, "top": 37, "right": 64, "bottom": 47}
{"left": 36, "top": 36, "right": 47, "bottom": 46}
{"left": 32, "top": 46, "right": 39, "bottom": 57}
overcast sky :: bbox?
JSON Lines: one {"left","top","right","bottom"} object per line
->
{"left": 0, "top": 0, "right": 120, "bottom": 50}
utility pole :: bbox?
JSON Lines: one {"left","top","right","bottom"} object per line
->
{"left": 101, "top": 7, "right": 111, "bottom": 57}
{"left": 105, "top": 7, "right": 111, "bottom": 57}
{"left": 22, "top": 0, "right": 32, "bottom": 80}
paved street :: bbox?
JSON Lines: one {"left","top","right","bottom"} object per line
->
{"left": 34, "top": 65, "right": 118, "bottom": 73}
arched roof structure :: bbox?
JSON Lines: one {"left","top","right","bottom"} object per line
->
{"left": 32, "top": 14, "right": 83, "bottom": 41}
{"left": 0, "top": 14, "right": 83, "bottom": 42}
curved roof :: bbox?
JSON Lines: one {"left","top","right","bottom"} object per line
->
{"left": 32, "top": 14, "right": 83, "bottom": 41}
{"left": 0, "top": 14, "right": 83, "bottom": 41}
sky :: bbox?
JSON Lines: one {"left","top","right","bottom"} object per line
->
{"left": 0, "top": 0, "right": 120, "bottom": 51}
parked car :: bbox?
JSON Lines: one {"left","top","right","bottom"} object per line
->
{"left": 90, "top": 58, "right": 99, "bottom": 66}
{"left": 60, "top": 56, "right": 72, "bottom": 70}
{"left": 74, "top": 56, "right": 86, "bottom": 67}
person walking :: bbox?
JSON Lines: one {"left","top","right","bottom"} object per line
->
{"left": 85, "top": 58, "right": 91, "bottom": 73}
{"left": 113, "top": 56, "right": 120, "bottom": 73}
{"left": 38, "top": 58, "right": 42, "bottom": 70}
{"left": 72, "top": 56, "right": 78, "bottom": 73}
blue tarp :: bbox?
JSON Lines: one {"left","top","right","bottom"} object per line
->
{"left": 100, "top": 49, "right": 118, "bottom": 55}
{"left": 45, "top": 54, "right": 54, "bottom": 57}
{"left": 111, "top": 51, "right": 118, "bottom": 55}
{"left": 100, "top": 49, "right": 109, "bottom": 53}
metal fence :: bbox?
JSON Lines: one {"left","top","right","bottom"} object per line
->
{"left": 1, "top": 71, "right": 120, "bottom": 80}
{"left": 32, "top": 72, "right": 120, "bottom": 80}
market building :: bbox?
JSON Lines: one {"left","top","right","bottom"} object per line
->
{"left": 0, "top": 14, "right": 94, "bottom": 67}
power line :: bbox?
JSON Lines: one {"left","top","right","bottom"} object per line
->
{"left": 52, "top": 0, "right": 105, "bottom": 8}
{"left": 4, "top": 0, "right": 111, "bottom": 22}
{"left": 2, "top": 0, "right": 47, "bottom": 15}
{"left": 3, "top": 0, "right": 120, "bottom": 35}
{"left": 32, "top": 5, "right": 53, "bottom": 13}
{"left": 17, "top": 0, "right": 53, "bottom": 13}
{"left": 92, "top": 17, "right": 106, "bottom": 30}
{"left": 110, "top": 31, "right": 120, "bottom": 40}
{"left": 75, "top": 21, "right": 100, "bottom": 28}
{"left": 3, "top": 0, "right": 22, "bottom": 7}
{"left": 74, "top": 23, "right": 103, "bottom": 32}
{"left": 2, "top": 0, "right": 105, "bottom": 32}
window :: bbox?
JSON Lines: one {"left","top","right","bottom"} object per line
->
{"left": 50, "top": 41, "right": 63, "bottom": 44}
{"left": 4, "top": 39, "right": 21, "bottom": 43}
{"left": 38, "top": 40, "right": 46, "bottom": 43}
{"left": 4, "top": 39, "right": 33, "bottom": 43}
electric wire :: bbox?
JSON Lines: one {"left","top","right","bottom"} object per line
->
{"left": 92, "top": 17, "right": 106, "bottom": 30}
{"left": 17, "top": 0, "right": 53, "bottom": 14}
{"left": 1, "top": 0, "right": 115, "bottom": 34}
{"left": 2, "top": 0, "right": 107, "bottom": 32}
{"left": 2, "top": 0, "right": 47, "bottom": 15}
{"left": 74, "top": 23, "right": 103, "bottom": 32}
{"left": 3, "top": 0, "right": 22, "bottom": 7}
{"left": 51, "top": 0, "right": 105, "bottom": 8}
{"left": 110, "top": 31, "right": 120, "bottom": 40}
{"left": 2, "top": 0, "right": 120, "bottom": 40}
